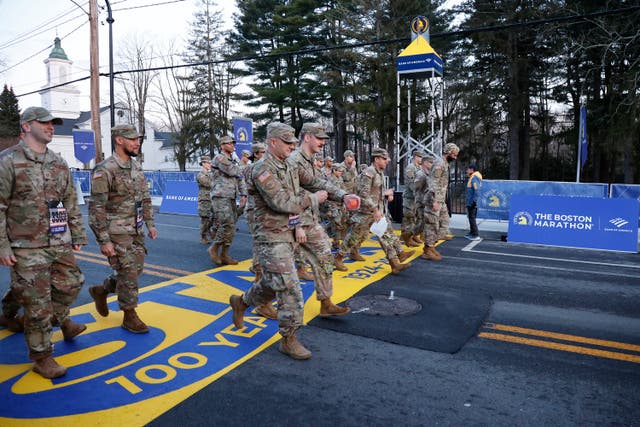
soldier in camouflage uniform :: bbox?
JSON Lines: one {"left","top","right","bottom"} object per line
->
{"left": 0, "top": 288, "right": 23, "bottom": 332}
{"left": 340, "top": 150, "right": 357, "bottom": 195}
{"left": 413, "top": 154, "right": 435, "bottom": 249}
{"left": 400, "top": 150, "right": 424, "bottom": 247}
{"left": 207, "top": 135, "right": 247, "bottom": 266}
{"left": 324, "top": 163, "right": 347, "bottom": 249}
{"left": 334, "top": 148, "right": 414, "bottom": 275}
{"left": 229, "top": 122, "right": 330, "bottom": 360}
{"left": 196, "top": 155, "right": 214, "bottom": 244}
{"left": 287, "top": 122, "right": 358, "bottom": 317}
{"left": 0, "top": 107, "right": 87, "bottom": 379}
{"left": 88, "top": 124, "right": 158, "bottom": 334}
{"left": 422, "top": 143, "right": 459, "bottom": 261}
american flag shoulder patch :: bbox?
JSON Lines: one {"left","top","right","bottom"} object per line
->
{"left": 93, "top": 171, "right": 103, "bottom": 179}
{"left": 258, "top": 170, "right": 271, "bottom": 183}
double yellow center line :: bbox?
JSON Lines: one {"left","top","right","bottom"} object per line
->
{"left": 479, "top": 323, "right": 640, "bottom": 364}
{"left": 75, "top": 249, "right": 193, "bottom": 279}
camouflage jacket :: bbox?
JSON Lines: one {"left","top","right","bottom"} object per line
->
{"left": 403, "top": 162, "right": 419, "bottom": 200}
{"left": 341, "top": 162, "right": 358, "bottom": 194}
{"left": 211, "top": 153, "right": 247, "bottom": 199}
{"left": 324, "top": 173, "right": 346, "bottom": 216}
{"left": 287, "top": 149, "right": 346, "bottom": 226}
{"left": 89, "top": 154, "right": 154, "bottom": 244}
{"left": 357, "top": 165, "right": 386, "bottom": 215}
{"left": 196, "top": 167, "right": 213, "bottom": 203}
{"left": 243, "top": 159, "right": 261, "bottom": 213}
{"left": 427, "top": 157, "right": 450, "bottom": 204}
{"left": 251, "top": 153, "right": 318, "bottom": 243}
{"left": 0, "top": 141, "right": 86, "bottom": 255}
{"left": 414, "top": 168, "right": 432, "bottom": 209}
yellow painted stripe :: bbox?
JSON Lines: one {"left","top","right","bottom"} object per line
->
{"left": 479, "top": 332, "right": 640, "bottom": 364}
{"left": 74, "top": 254, "right": 180, "bottom": 280}
{"left": 484, "top": 323, "right": 640, "bottom": 353}
{"left": 78, "top": 250, "right": 194, "bottom": 276}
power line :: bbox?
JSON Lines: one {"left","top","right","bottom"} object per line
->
{"left": 112, "top": 0, "right": 187, "bottom": 12}
{"left": 14, "top": 5, "right": 640, "bottom": 98}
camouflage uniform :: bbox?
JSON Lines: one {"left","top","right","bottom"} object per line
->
{"left": 0, "top": 140, "right": 86, "bottom": 360}
{"left": 196, "top": 158, "right": 214, "bottom": 241}
{"left": 88, "top": 152, "right": 154, "bottom": 311}
{"left": 401, "top": 160, "right": 420, "bottom": 237}
{"left": 424, "top": 156, "right": 451, "bottom": 246}
{"left": 324, "top": 165, "right": 347, "bottom": 243}
{"left": 210, "top": 151, "right": 247, "bottom": 248}
{"left": 288, "top": 146, "right": 346, "bottom": 300}
{"left": 413, "top": 168, "right": 430, "bottom": 237}
{"left": 243, "top": 158, "right": 261, "bottom": 273}
{"left": 337, "top": 160, "right": 402, "bottom": 261}
{"left": 242, "top": 151, "right": 318, "bottom": 337}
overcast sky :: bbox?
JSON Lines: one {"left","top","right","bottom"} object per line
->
{"left": 0, "top": 0, "right": 236, "bottom": 111}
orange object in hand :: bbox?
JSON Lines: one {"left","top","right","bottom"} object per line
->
{"left": 344, "top": 195, "right": 360, "bottom": 211}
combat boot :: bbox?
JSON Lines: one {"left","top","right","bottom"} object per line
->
{"left": 334, "top": 253, "right": 348, "bottom": 271}
{"left": 61, "top": 318, "right": 87, "bottom": 341}
{"left": 122, "top": 309, "right": 149, "bottom": 334}
{"left": 0, "top": 314, "right": 24, "bottom": 332}
{"left": 397, "top": 250, "right": 415, "bottom": 263}
{"left": 319, "top": 298, "right": 350, "bottom": 317}
{"left": 401, "top": 232, "right": 419, "bottom": 247}
{"left": 253, "top": 267, "right": 262, "bottom": 283}
{"left": 33, "top": 356, "right": 67, "bottom": 379}
{"left": 278, "top": 334, "right": 312, "bottom": 360}
{"left": 200, "top": 235, "right": 210, "bottom": 244}
{"left": 89, "top": 285, "right": 109, "bottom": 317}
{"left": 349, "top": 249, "right": 365, "bottom": 262}
{"left": 413, "top": 234, "right": 424, "bottom": 244}
{"left": 220, "top": 246, "right": 239, "bottom": 265}
{"left": 208, "top": 243, "right": 222, "bottom": 265}
{"left": 255, "top": 303, "right": 277, "bottom": 320}
{"left": 332, "top": 239, "right": 340, "bottom": 249}
{"left": 389, "top": 257, "right": 410, "bottom": 275}
{"left": 420, "top": 246, "right": 442, "bottom": 261}
{"left": 229, "top": 295, "right": 248, "bottom": 329}
{"left": 296, "top": 266, "right": 314, "bottom": 281}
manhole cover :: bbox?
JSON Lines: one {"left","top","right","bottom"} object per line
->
{"left": 345, "top": 294, "right": 422, "bottom": 317}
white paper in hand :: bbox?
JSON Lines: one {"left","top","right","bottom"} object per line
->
{"left": 369, "top": 216, "right": 388, "bottom": 238}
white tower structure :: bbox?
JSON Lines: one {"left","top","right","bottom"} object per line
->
{"left": 40, "top": 37, "right": 81, "bottom": 119}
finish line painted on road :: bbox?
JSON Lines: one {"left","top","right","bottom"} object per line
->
{"left": 0, "top": 242, "right": 414, "bottom": 427}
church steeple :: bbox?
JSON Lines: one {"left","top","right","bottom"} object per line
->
{"left": 48, "top": 37, "right": 69, "bottom": 61}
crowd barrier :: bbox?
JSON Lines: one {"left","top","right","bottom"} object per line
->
{"left": 72, "top": 170, "right": 197, "bottom": 197}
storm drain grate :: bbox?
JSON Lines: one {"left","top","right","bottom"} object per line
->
{"left": 345, "top": 294, "right": 422, "bottom": 317}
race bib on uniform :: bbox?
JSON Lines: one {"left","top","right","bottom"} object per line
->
{"left": 135, "top": 201, "right": 144, "bottom": 229}
{"left": 48, "top": 201, "right": 68, "bottom": 235}
{"left": 288, "top": 214, "right": 300, "bottom": 226}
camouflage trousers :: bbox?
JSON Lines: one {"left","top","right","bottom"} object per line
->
{"left": 243, "top": 242, "right": 303, "bottom": 337}
{"left": 295, "top": 223, "right": 334, "bottom": 300}
{"left": 424, "top": 203, "right": 450, "bottom": 246}
{"left": 326, "top": 203, "right": 347, "bottom": 241}
{"left": 413, "top": 202, "right": 425, "bottom": 236}
{"left": 338, "top": 213, "right": 401, "bottom": 260}
{"left": 10, "top": 245, "right": 84, "bottom": 360}
{"left": 401, "top": 197, "right": 416, "bottom": 234}
{"left": 212, "top": 197, "right": 238, "bottom": 247}
{"left": 102, "top": 234, "right": 146, "bottom": 311}
{"left": 199, "top": 212, "right": 214, "bottom": 239}
{"left": 1, "top": 287, "right": 20, "bottom": 318}
{"left": 246, "top": 207, "right": 260, "bottom": 273}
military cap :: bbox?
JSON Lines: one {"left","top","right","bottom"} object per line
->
{"left": 413, "top": 150, "right": 426, "bottom": 158}
{"left": 443, "top": 142, "right": 460, "bottom": 155}
{"left": 21, "top": 106, "right": 63, "bottom": 125}
{"left": 112, "top": 124, "right": 141, "bottom": 139}
{"left": 313, "top": 153, "right": 324, "bottom": 161}
{"left": 372, "top": 147, "right": 389, "bottom": 159}
{"left": 324, "top": 156, "right": 334, "bottom": 162}
{"left": 199, "top": 155, "right": 211, "bottom": 165}
{"left": 267, "top": 122, "right": 298, "bottom": 144}
{"left": 219, "top": 135, "right": 236, "bottom": 145}
{"left": 251, "top": 142, "right": 266, "bottom": 153}
{"left": 332, "top": 163, "right": 345, "bottom": 172}
{"left": 343, "top": 150, "right": 355, "bottom": 158}
{"left": 241, "top": 149, "right": 252, "bottom": 158}
{"left": 300, "top": 122, "right": 330, "bottom": 139}
{"left": 422, "top": 154, "right": 436, "bottom": 162}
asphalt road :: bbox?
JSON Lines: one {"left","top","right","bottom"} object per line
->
{"left": 2, "top": 208, "right": 639, "bottom": 426}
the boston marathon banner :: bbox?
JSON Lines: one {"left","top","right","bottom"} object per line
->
{"left": 508, "top": 195, "right": 639, "bottom": 252}
{"left": 479, "top": 180, "right": 609, "bottom": 220}
{"left": 159, "top": 181, "right": 199, "bottom": 215}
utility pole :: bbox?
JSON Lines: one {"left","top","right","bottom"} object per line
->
{"left": 89, "top": 0, "right": 103, "bottom": 163}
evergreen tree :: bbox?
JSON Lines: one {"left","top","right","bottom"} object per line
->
{"left": 0, "top": 84, "right": 20, "bottom": 138}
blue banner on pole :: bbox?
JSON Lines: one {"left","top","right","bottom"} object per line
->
{"left": 232, "top": 117, "right": 252, "bottom": 159}
{"left": 508, "top": 195, "right": 638, "bottom": 253}
{"left": 579, "top": 104, "right": 588, "bottom": 168}
{"left": 73, "top": 130, "right": 96, "bottom": 164}
{"left": 159, "top": 181, "right": 198, "bottom": 215}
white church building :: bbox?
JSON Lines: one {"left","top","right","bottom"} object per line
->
{"left": 38, "top": 38, "right": 196, "bottom": 171}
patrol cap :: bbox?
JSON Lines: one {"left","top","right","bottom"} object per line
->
{"left": 443, "top": 142, "right": 460, "bottom": 155}
{"left": 343, "top": 150, "right": 354, "bottom": 158}
{"left": 241, "top": 149, "right": 252, "bottom": 158}
{"left": 21, "top": 106, "right": 63, "bottom": 125}
{"left": 413, "top": 150, "right": 426, "bottom": 158}
{"left": 112, "top": 124, "right": 141, "bottom": 139}
{"left": 251, "top": 142, "right": 266, "bottom": 153}
{"left": 313, "top": 153, "right": 324, "bottom": 162}
{"left": 199, "top": 155, "right": 211, "bottom": 165}
{"left": 467, "top": 163, "right": 478, "bottom": 171}
{"left": 300, "top": 122, "right": 330, "bottom": 139}
{"left": 372, "top": 147, "right": 389, "bottom": 160}
{"left": 332, "top": 163, "right": 345, "bottom": 172}
{"left": 267, "top": 122, "right": 298, "bottom": 144}
{"left": 324, "top": 156, "right": 334, "bottom": 162}
{"left": 422, "top": 154, "right": 436, "bottom": 162}
{"left": 219, "top": 135, "right": 236, "bottom": 145}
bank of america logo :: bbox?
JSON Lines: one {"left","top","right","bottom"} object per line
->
{"left": 609, "top": 217, "right": 629, "bottom": 228}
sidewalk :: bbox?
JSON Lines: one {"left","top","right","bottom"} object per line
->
{"left": 448, "top": 214, "right": 508, "bottom": 240}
